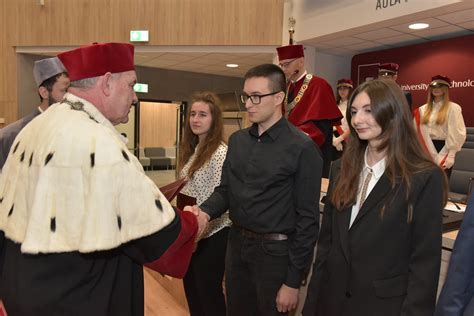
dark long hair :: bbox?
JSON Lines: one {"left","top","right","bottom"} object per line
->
{"left": 178, "top": 91, "right": 224, "bottom": 179}
{"left": 331, "top": 79, "right": 447, "bottom": 217}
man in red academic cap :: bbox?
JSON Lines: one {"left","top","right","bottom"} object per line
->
{"left": 378, "top": 62, "right": 413, "bottom": 110}
{"left": 277, "top": 44, "right": 342, "bottom": 177}
{"left": 0, "top": 42, "right": 207, "bottom": 316}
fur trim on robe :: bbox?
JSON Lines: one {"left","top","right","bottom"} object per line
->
{"left": 0, "top": 93, "right": 175, "bottom": 254}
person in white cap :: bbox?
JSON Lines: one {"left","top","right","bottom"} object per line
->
{"left": 0, "top": 42, "right": 205, "bottom": 316}
{"left": 0, "top": 57, "right": 69, "bottom": 169}
{"left": 416, "top": 75, "right": 466, "bottom": 175}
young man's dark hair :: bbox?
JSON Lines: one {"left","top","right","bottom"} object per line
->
{"left": 244, "top": 64, "right": 286, "bottom": 96}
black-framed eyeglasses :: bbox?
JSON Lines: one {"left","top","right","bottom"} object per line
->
{"left": 240, "top": 91, "right": 282, "bottom": 105}
{"left": 278, "top": 58, "right": 298, "bottom": 68}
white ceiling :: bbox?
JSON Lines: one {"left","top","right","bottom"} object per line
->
{"left": 303, "top": 7, "right": 474, "bottom": 56}
{"left": 134, "top": 51, "right": 274, "bottom": 78}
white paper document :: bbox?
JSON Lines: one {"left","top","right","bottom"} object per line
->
{"left": 445, "top": 201, "right": 466, "bottom": 213}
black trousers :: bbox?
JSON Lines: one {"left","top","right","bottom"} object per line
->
{"left": 433, "top": 139, "right": 452, "bottom": 178}
{"left": 315, "top": 120, "right": 335, "bottom": 178}
{"left": 225, "top": 227, "right": 289, "bottom": 316}
{"left": 183, "top": 227, "right": 229, "bottom": 316}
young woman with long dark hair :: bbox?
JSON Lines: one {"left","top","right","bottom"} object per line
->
{"left": 303, "top": 79, "right": 447, "bottom": 316}
{"left": 178, "top": 91, "right": 230, "bottom": 316}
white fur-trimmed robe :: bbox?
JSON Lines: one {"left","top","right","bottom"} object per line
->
{"left": 0, "top": 93, "right": 175, "bottom": 254}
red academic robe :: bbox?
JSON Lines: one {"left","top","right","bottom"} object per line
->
{"left": 287, "top": 75, "right": 342, "bottom": 147}
{"left": 145, "top": 209, "right": 197, "bottom": 278}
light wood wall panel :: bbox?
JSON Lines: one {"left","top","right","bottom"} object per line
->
{"left": 9, "top": 0, "right": 282, "bottom": 46}
{"left": 140, "top": 102, "right": 178, "bottom": 148}
{"left": 0, "top": 0, "right": 283, "bottom": 125}
{"left": 222, "top": 112, "right": 249, "bottom": 142}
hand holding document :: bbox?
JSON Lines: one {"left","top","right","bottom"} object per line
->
{"left": 159, "top": 178, "right": 188, "bottom": 202}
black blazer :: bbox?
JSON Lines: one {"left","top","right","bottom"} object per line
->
{"left": 303, "top": 160, "right": 445, "bottom": 316}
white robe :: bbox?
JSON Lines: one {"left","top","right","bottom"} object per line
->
{"left": 0, "top": 93, "right": 175, "bottom": 254}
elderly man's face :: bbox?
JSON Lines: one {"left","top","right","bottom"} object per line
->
{"left": 279, "top": 57, "right": 303, "bottom": 82}
{"left": 107, "top": 70, "right": 138, "bottom": 125}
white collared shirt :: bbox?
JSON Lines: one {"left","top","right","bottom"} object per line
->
{"left": 418, "top": 101, "right": 466, "bottom": 154}
{"left": 291, "top": 71, "right": 307, "bottom": 84}
{"left": 349, "top": 148, "right": 386, "bottom": 228}
{"left": 338, "top": 100, "right": 349, "bottom": 131}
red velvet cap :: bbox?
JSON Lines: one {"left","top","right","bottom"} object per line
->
{"left": 337, "top": 78, "right": 353, "bottom": 88}
{"left": 276, "top": 44, "right": 304, "bottom": 60}
{"left": 58, "top": 42, "right": 135, "bottom": 81}
{"left": 430, "top": 75, "right": 451, "bottom": 87}
{"left": 378, "top": 62, "right": 399, "bottom": 75}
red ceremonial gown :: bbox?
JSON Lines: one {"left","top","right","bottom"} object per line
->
{"left": 287, "top": 74, "right": 342, "bottom": 146}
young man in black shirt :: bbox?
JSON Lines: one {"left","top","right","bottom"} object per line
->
{"left": 188, "top": 64, "right": 322, "bottom": 315}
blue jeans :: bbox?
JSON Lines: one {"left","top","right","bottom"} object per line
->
{"left": 225, "top": 227, "right": 290, "bottom": 316}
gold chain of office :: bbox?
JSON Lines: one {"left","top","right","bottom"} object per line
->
{"left": 285, "top": 74, "right": 313, "bottom": 115}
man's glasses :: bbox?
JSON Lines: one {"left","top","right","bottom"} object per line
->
{"left": 240, "top": 91, "right": 282, "bottom": 105}
{"left": 278, "top": 58, "right": 298, "bottom": 68}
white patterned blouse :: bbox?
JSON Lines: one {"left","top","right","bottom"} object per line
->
{"left": 180, "top": 142, "right": 231, "bottom": 238}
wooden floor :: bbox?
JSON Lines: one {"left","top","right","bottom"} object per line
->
{"left": 144, "top": 268, "right": 190, "bottom": 316}
{"left": 143, "top": 170, "right": 189, "bottom": 315}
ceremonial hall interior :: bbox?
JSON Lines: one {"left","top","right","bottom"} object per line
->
{"left": 0, "top": 0, "right": 473, "bottom": 315}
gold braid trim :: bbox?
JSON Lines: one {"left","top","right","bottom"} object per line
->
{"left": 285, "top": 74, "right": 313, "bottom": 117}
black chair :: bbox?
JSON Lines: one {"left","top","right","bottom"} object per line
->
{"left": 449, "top": 148, "right": 474, "bottom": 203}
{"left": 462, "top": 127, "right": 474, "bottom": 149}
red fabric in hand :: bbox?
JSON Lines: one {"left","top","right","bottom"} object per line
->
{"left": 0, "top": 300, "right": 7, "bottom": 316}
{"left": 144, "top": 210, "right": 198, "bottom": 278}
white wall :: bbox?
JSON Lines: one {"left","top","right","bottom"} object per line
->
{"left": 313, "top": 51, "right": 352, "bottom": 92}
{"left": 295, "top": 45, "right": 352, "bottom": 92}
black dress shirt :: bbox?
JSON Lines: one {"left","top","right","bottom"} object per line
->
{"left": 200, "top": 117, "right": 322, "bottom": 287}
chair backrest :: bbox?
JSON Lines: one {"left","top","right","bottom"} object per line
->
{"left": 144, "top": 147, "right": 166, "bottom": 157}
{"left": 463, "top": 141, "right": 474, "bottom": 149}
{"left": 449, "top": 148, "right": 474, "bottom": 201}
{"left": 164, "top": 147, "right": 176, "bottom": 158}
{"left": 464, "top": 127, "right": 474, "bottom": 149}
